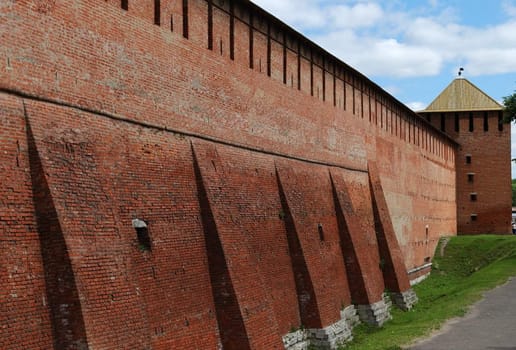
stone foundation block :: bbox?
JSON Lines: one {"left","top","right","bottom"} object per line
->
{"left": 307, "top": 317, "right": 353, "bottom": 349}
{"left": 340, "top": 305, "right": 360, "bottom": 329}
{"left": 283, "top": 308, "right": 358, "bottom": 350}
{"left": 391, "top": 288, "right": 418, "bottom": 311}
{"left": 356, "top": 299, "right": 392, "bottom": 327}
{"left": 282, "top": 329, "right": 309, "bottom": 350}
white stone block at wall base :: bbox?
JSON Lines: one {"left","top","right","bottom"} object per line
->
{"left": 391, "top": 289, "right": 418, "bottom": 311}
{"left": 357, "top": 299, "right": 392, "bottom": 327}
{"left": 340, "top": 305, "right": 360, "bottom": 329}
{"left": 410, "top": 272, "right": 431, "bottom": 286}
{"left": 282, "top": 329, "right": 309, "bottom": 350}
{"left": 282, "top": 306, "right": 358, "bottom": 350}
{"left": 307, "top": 317, "right": 352, "bottom": 349}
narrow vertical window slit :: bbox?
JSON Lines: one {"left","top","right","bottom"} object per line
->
{"left": 182, "top": 0, "right": 189, "bottom": 39}
{"left": 154, "top": 0, "right": 161, "bottom": 26}
{"left": 343, "top": 78, "right": 346, "bottom": 111}
{"left": 207, "top": 0, "right": 213, "bottom": 50}
{"left": 310, "top": 50, "right": 314, "bottom": 96}
{"left": 249, "top": 14, "right": 254, "bottom": 69}
{"left": 322, "top": 58, "right": 326, "bottom": 102}
{"left": 266, "top": 24, "right": 271, "bottom": 77}
{"left": 360, "top": 85, "right": 364, "bottom": 118}
{"left": 333, "top": 64, "right": 337, "bottom": 107}
{"left": 352, "top": 77, "right": 356, "bottom": 115}
{"left": 297, "top": 42, "right": 301, "bottom": 90}
{"left": 282, "top": 33, "right": 287, "bottom": 84}
{"left": 229, "top": 0, "right": 235, "bottom": 60}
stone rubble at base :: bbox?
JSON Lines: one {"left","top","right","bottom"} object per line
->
{"left": 356, "top": 296, "right": 392, "bottom": 328}
{"left": 282, "top": 305, "right": 359, "bottom": 350}
{"left": 391, "top": 288, "right": 419, "bottom": 311}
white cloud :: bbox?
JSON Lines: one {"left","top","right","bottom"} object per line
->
{"left": 327, "top": 3, "right": 384, "bottom": 29}
{"left": 467, "top": 48, "right": 516, "bottom": 75}
{"left": 250, "top": 0, "right": 327, "bottom": 29}
{"left": 313, "top": 32, "right": 443, "bottom": 78}
{"left": 382, "top": 84, "right": 401, "bottom": 96}
{"left": 503, "top": 0, "right": 516, "bottom": 17}
{"left": 406, "top": 101, "right": 427, "bottom": 111}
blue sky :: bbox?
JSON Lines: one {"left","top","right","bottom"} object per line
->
{"left": 251, "top": 0, "right": 516, "bottom": 177}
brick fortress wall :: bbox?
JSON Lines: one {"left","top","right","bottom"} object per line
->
{"left": 0, "top": 1, "right": 456, "bottom": 348}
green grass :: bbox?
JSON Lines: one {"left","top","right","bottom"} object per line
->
{"left": 341, "top": 235, "right": 516, "bottom": 350}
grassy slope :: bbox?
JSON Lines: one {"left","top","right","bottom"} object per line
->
{"left": 342, "top": 235, "right": 516, "bottom": 350}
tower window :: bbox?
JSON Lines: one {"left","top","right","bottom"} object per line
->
{"left": 470, "top": 193, "right": 477, "bottom": 201}
{"left": 440, "top": 113, "right": 445, "bottom": 132}
{"left": 471, "top": 214, "right": 478, "bottom": 222}
{"left": 498, "top": 111, "right": 504, "bottom": 131}
{"left": 466, "top": 155, "right": 472, "bottom": 164}
{"left": 454, "top": 113, "right": 459, "bottom": 132}
{"left": 483, "top": 112, "right": 489, "bottom": 131}
{"left": 467, "top": 173, "right": 474, "bottom": 182}
{"left": 469, "top": 112, "right": 474, "bottom": 132}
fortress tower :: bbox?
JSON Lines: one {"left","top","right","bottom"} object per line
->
{"left": 419, "top": 78, "right": 511, "bottom": 235}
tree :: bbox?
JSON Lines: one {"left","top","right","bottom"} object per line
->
{"left": 503, "top": 91, "right": 516, "bottom": 123}
{"left": 503, "top": 92, "right": 516, "bottom": 163}
{"left": 512, "top": 179, "right": 516, "bottom": 207}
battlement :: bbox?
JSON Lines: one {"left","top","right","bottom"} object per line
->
{"left": 101, "top": 0, "right": 456, "bottom": 161}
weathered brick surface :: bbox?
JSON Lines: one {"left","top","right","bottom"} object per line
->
{"left": 374, "top": 135, "right": 456, "bottom": 271}
{"left": 193, "top": 140, "right": 287, "bottom": 349}
{"left": 368, "top": 162, "right": 411, "bottom": 294}
{"left": 1, "top": 0, "right": 460, "bottom": 348}
{"left": 0, "top": 94, "right": 53, "bottom": 350}
{"left": 276, "top": 162, "right": 352, "bottom": 328}
{"left": 24, "top": 100, "right": 221, "bottom": 349}
{"left": 329, "top": 169, "right": 384, "bottom": 306}
{"left": 27, "top": 114, "right": 89, "bottom": 349}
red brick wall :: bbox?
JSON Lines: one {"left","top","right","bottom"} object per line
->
{"left": 374, "top": 128, "right": 456, "bottom": 271}
{"left": 276, "top": 162, "right": 352, "bottom": 327}
{"left": 369, "top": 162, "right": 411, "bottom": 294}
{"left": 330, "top": 169, "right": 385, "bottom": 304}
{"left": 24, "top": 100, "right": 222, "bottom": 349}
{"left": 1, "top": 0, "right": 458, "bottom": 348}
{"left": 193, "top": 140, "right": 292, "bottom": 348}
{"left": 374, "top": 101, "right": 458, "bottom": 270}
{"left": 0, "top": 94, "right": 54, "bottom": 350}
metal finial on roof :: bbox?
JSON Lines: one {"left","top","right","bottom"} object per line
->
{"left": 458, "top": 67, "right": 464, "bottom": 76}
